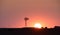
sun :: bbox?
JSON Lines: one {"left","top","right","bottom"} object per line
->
{"left": 34, "top": 23, "right": 42, "bottom": 28}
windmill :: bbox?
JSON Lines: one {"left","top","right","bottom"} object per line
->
{"left": 24, "top": 17, "right": 29, "bottom": 27}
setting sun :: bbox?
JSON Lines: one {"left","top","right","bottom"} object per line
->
{"left": 34, "top": 23, "right": 42, "bottom": 28}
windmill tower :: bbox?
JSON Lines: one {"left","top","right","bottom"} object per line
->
{"left": 24, "top": 17, "right": 29, "bottom": 27}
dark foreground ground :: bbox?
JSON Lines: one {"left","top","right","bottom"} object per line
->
{"left": 0, "top": 26, "right": 60, "bottom": 35}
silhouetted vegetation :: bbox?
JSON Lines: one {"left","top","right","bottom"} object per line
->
{"left": 0, "top": 26, "right": 60, "bottom": 35}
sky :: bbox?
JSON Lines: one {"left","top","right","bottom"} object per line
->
{"left": 0, "top": 0, "right": 60, "bottom": 28}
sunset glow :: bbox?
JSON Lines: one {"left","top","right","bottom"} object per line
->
{"left": 34, "top": 23, "right": 42, "bottom": 28}
{"left": 0, "top": 0, "right": 59, "bottom": 28}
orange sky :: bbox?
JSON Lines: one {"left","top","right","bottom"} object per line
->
{"left": 0, "top": 0, "right": 60, "bottom": 28}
